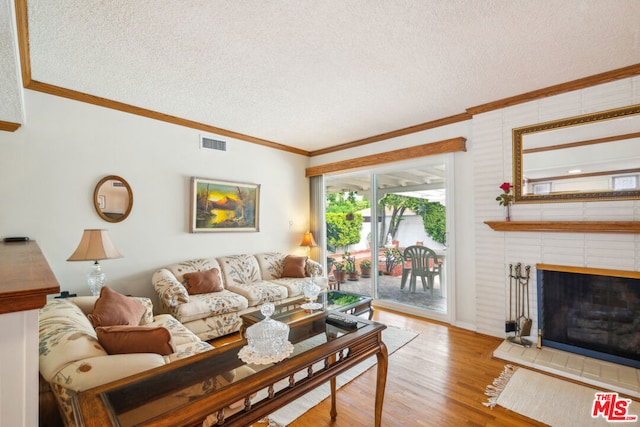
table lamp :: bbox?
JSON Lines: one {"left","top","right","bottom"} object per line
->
{"left": 299, "top": 231, "right": 317, "bottom": 253}
{"left": 67, "top": 229, "right": 123, "bottom": 296}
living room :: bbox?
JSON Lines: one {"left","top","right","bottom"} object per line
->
{"left": 1, "top": 1, "right": 639, "bottom": 426}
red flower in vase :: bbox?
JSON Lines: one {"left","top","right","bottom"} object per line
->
{"left": 496, "top": 182, "right": 513, "bottom": 206}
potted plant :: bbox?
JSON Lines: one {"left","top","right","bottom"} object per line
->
{"left": 359, "top": 259, "right": 372, "bottom": 278}
{"left": 332, "top": 261, "right": 346, "bottom": 283}
{"left": 383, "top": 248, "right": 402, "bottom": 275}
{"left": 342, "top": 251, "right": 359, "bottom": 281}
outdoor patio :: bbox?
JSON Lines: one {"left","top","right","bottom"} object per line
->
{"left": 330, "top": 271, "right": 446, "bottom": 314}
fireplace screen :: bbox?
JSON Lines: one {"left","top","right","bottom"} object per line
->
{"left": 539, "top": 270, "right": 640, "bottom": 368}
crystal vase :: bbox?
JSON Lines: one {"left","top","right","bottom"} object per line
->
{"left": 505, "top": 204, "right": 511, "bottom": 222}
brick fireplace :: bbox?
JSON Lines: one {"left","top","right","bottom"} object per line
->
{"left": 494, "top": 264, "right": 640, "bottom": 399}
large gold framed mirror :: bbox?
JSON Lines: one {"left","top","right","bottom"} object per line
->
{"left": 513, "top": 104, "right": 640, "bottom": 203}
{"left": 93, "top": 175, "right": 133, "bottom": 222}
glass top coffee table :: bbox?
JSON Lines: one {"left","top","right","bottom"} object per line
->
{"left": 241, "top": 291, "right": 373, "bottom": 332}
{"left": 325, "top": 290, "right": 374, "bottom": 319}
{"left": 75, "top": 301, "right": 388, "bottom": 427}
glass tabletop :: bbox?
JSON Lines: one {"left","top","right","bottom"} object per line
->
{"left": 325, "top": 290, "right": 371, "bottom": 311}
{"left": 102, "top": 315, "right": 367, "bottom": 426}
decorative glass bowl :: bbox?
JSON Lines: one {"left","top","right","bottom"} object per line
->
{"left": 301, "top": 278, "right": 322, "bottom": 310}
{"left": 238, "top": 303, "right": 293, "bottom": 364}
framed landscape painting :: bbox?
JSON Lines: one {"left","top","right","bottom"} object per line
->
{"left": 190, "top": 177, "right": 260, "bottom": 232}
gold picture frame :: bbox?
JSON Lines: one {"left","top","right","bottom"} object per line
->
{"left": 190, "top": 177, "right": 260, "bottom": 233}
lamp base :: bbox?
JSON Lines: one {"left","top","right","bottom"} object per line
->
{"left": 87, "top": 261, "right": 106, "bottom": 296}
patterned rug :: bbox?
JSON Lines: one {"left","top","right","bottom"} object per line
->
{"left": 262, "top": 325, "right": 419, "bottom": 426}
{"left": 484, "top": 365, "right": 639, "bottom": 426}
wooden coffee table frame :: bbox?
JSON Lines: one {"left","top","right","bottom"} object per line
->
{"left": 74, "top": 316, "right": 387, "bottom": 427}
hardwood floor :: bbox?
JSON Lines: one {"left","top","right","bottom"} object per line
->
{"left": 213, "top": 307, "right": 546, "bottom": 427}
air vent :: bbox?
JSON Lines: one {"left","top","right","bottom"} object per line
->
{"left": 112, "top": 181, "right": 125, "bottom": 187}
{"left": 200, "top": 136, "right": 227, "bottom": 151}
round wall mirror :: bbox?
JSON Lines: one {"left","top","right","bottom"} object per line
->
{"left": 93, "top": 175, "right": 133, "bottom": 223}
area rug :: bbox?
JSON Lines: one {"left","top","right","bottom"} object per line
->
{"left": 262, "top": 325, "right": 418, "bottom": 427}
{"left": 484, "top": 365, "right": 639, "bottom": 426}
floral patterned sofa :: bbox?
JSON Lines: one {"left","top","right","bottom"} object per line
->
{"left": 39, "top": 295, "right": 214, "bottom": 426}
{"left": 152, "top": 252, "right": 328, "bottom": 340}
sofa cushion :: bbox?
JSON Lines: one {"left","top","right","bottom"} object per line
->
{"left": 165, "top": 340, "right": 215, "bottom": 363}
{"left": 152, "top": 269, "right": 190, "bottom": 308}
{"left": 168, "top": 291, "right": 249, "bottom": 324}
{"left": 69, "top": 295, "right": 154, "bottom": 325}
{"left": 51, "top": 353, "right": 166, "bottom": 392}
{"left": 281, "top": 255, "right": 308, "bottom": 278}
{"left": 254, "top": 252, "right": 286, "bottom": 280}
{"left": 254, "top": 252, "right": 324, "bottom": 281}
{"left": 270, "top": 276, "right": 330, "bottom": 299}
{"left": 225, "top": 280, "right": 288, "bottom": 306}
{"left": 39, "top": 299, "right": 108, "bottom": 381}
{"left": 96, "top": 326, "right": 176, "bottom": 355}
{"left": 146, "top": 313, "right": 205, "bottom": 345}
{"left": 218, "top": 254, "right": 262, "bottom": 285}
{"left": 268, "top": 277, "right": 308, "bottom": 298}
{"left": 87, "top": 287, "right": 146, "bottom": 328}
{"left": 184, "top": 269, "right": 224, "bottom": 294}
{"left": 180, "top": 312, "right": 244, "bottom": 341}
{"left": 167, "top": 257, "right": 222, "bottom": 284}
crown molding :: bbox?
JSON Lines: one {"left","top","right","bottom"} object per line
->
{"left": 306, "top": 137, "right": 466, "bottom": 177}
{"left": 0, "top": 121, "right": 21, "bottom": 132}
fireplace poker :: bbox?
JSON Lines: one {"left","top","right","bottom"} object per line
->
{"left": 507, "top": 263, "right": 532, "bottom": 347}
{"left": 505, "top": 264, "right": 517, "bottom": 333}
{"left": 520, "top": 265, "right": 532, "bottom": 337}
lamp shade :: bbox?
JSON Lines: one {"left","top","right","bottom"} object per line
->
{"left": 299, "top": 231, "right": 317, "bottom": 247}
{"left": 67, "top": 229, "right": 123, "bottom": 261}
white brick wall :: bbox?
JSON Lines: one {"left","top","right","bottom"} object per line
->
{"left": 472, "top": 76, "right": 640, "bottom": 338}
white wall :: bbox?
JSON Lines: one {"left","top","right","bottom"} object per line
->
{"left": 473, "top": 76, "right": 640, "bottom": 338}
{"left": 0, "top": 90, "right": 312, "bottom": 303}
{"left": 0, "top": 90, "right": 311, "bottom": 426}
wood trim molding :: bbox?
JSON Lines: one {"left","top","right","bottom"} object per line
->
{"left": 522, "top": 131, "right": 640, "bottom": 155}
{"left": 14, "top": 0, "right": 31, "bottom": 87}
{"left": 306, "top": 137, "right": 466, "bottom": 177}
{"left": 536, "top": 263, "right": 640, "bottom": 279}
{"left": 0, "top": 121, "right": 21, "bottom": 132}
{"left": 310, "top": 113, "right": 471, "bottom": 156}
{"left": 467, "top": 63, "right": 640, "bottom": 116}
{"left": 484, "top": 221, "right": 640, "bottom": 234}
{"left": 25, "top": 80, "right": 310, "bottom": 156}
{"left": 13, "top": 0, "right": 308, "bottom": 157}
{"left": 0, "top": 241, "right": 60, "bottom": 315}
{"left": 527, "top": 167, "right": 640, "bottom": 184}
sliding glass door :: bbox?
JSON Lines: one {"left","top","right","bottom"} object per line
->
{"left": 324, "top": 156, "right": 452, "bottom": 320}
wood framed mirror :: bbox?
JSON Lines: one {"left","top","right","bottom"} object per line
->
{"left": 93, "top": 175, "right": 133, "bottom": 222}
{"left": 513, "top": 104, "right": 640, "bottom": 203}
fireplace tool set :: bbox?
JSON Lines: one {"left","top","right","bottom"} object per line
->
{"left": 506, "top": 263, "right": 532, "bottom": 347}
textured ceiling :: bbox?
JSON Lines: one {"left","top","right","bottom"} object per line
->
{"left": 7, "top": 1, "right": 640, "bottom": 151}
{"left": 0, "top": 0, "right": 23, "bottom": 123}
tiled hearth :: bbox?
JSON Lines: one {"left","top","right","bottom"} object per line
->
{"left": 494, "top": 340, "right": 640, "bottom": 399}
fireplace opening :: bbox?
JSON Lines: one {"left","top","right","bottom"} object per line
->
{"left": 538, "top": 267, "right": 640, "bottom": 369}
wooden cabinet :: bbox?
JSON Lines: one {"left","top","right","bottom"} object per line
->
{"left": 0, "top": 241, "right": 60, "bottom": 426}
